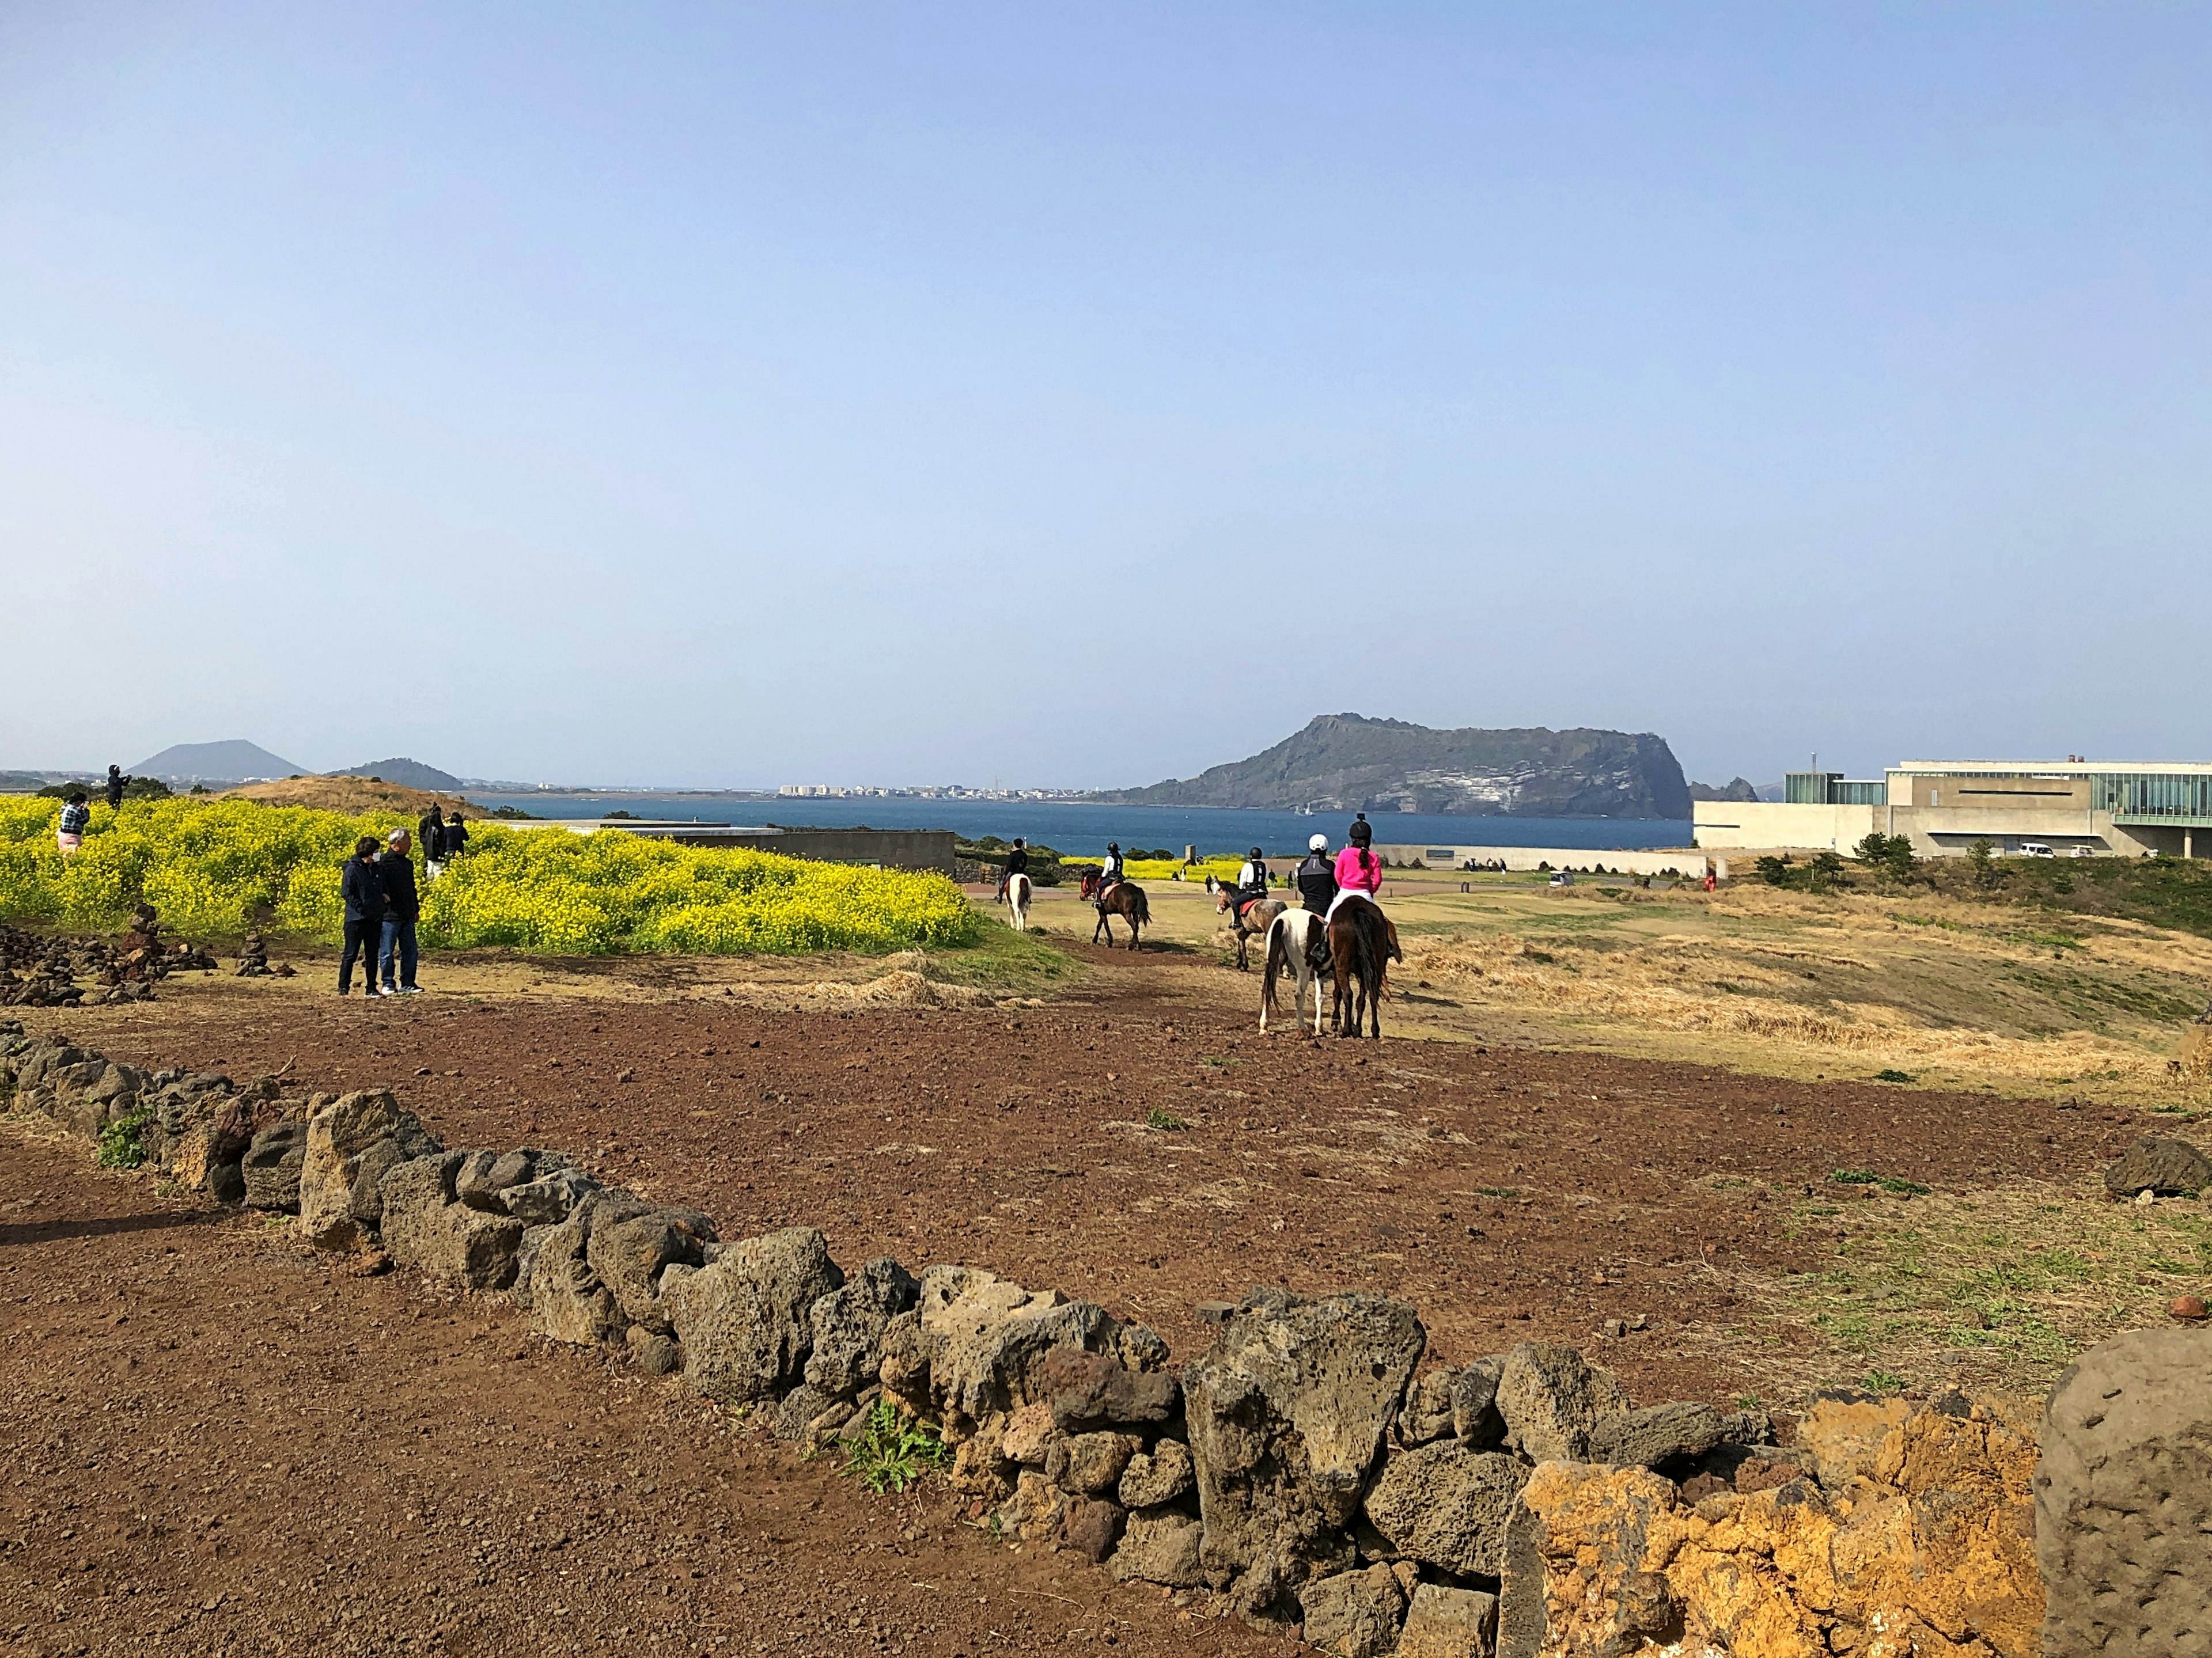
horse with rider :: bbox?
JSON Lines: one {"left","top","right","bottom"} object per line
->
{"left": 1261, "top": 813, "right": 1402, "bottom": 1037}
{"left": 1080, "top": 842, "right": 1150, "bottom": 948}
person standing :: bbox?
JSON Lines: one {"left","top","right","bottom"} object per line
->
{"left": 56, "top": 791, "right": 91, "bottom": 855}
{"left": 443, "top": 810, "right": 470, "bottom": 862}
{"left": 378, "top": 827, "right": 422, "bottom": 995}
{"left": 339, "top": 836, "right": 387, "bottom": 996}
{"left": 1295, "top": 833, "right": 1337, "bottom": 913}
{"left": 104, "top": 764, "right": 131, "bottom": 809}
{"left": 419, "top": 804, "right": 447, "bottom": 882}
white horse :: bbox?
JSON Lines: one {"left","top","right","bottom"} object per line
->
{"left": 1260, "top": 908, "right": 1328, "bottom": 1034}
{"left": 1002, "top": 871, "right": 1033, "bottom": 932}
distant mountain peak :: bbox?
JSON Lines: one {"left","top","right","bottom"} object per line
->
{"left": 130, "top": 739, "right": 304, "bottom": 782}
{"left": 1093, "top": 715, "right": 1691, "bottom": 818}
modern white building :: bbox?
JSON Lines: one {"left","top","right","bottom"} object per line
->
{"left": 1694, "top": 761, "right": 2212, "bottom": 858}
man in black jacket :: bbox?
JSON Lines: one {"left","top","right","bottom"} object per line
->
{"left": 378, "top": 828, "right": 423, "bottom": 994}
{"left": 339, "top": 836, "right": 386, "bottom": 996}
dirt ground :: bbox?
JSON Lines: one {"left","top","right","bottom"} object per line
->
{"left": 0, "top": 1126, "right": 1294, "bottom": 1658}
{"left": 0, "top": 913, "right": 2174, "bottom": 1657}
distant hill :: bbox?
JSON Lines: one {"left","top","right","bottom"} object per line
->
{"left": 130, "top": 739, "right": 304, "bottom": 783}
{"left": 1094, "top": 714, "right": 1692, "bottom": 818}
{"left": 340, "top": 757, "right": 464, "bottom": 792}
{"left": 1690, "top": 776, "right": 1762, "bottom": 803}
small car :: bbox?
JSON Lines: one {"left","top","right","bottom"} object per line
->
{"left": 2020, "top": 843, "right": 2055, "bottom": 858}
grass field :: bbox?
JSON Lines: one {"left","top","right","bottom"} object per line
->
{"left": 1027, "top": 866, "right": 2212, "bottom": 1109}
{"left": 1753, "top": 1175, "right": 2212, "bottom": 1398}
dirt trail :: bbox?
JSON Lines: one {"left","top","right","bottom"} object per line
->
{"left": 0, "top": 1126, "right": 1286, "bottom": 1658}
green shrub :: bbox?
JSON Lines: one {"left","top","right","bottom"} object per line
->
{"left": 839, "top": 1399, "right": 950, "bottom": 1494}
{"left": 96, "top": 1109, "right": 150, "bottom": 1168}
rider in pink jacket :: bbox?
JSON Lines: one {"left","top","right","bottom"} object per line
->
{"left": 1329, "top": 815, "right": 1383, "bottom": 916}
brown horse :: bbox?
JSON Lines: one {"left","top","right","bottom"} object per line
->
{"left": 1212, "top": 880, "right": 1286, "bottom": 971}
{"left": 1080, "top": 871, "right": 1151, "bottom": 950}
{"left": 1326, "top": 898, "right": 1402, "bottom": 1038}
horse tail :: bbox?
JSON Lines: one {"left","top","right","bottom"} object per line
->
{"left": 1131, "top": 888, "right": 1150, "bottom": 925}
{"left": 1361, "top": 905, "right": 1391, "bottom": 999}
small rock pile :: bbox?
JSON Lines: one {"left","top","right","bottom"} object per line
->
{"left": 1, "top": 938, "right": 85, "bottom": 1007}
{"left": 9, "top": 1023, "right": 2147, "bottom": 1658}
{"left": 235, "top": 929, "right": 272, "bottom": 976}
{"left": 0, "top": 911, "right": 219, "bottom": 1007}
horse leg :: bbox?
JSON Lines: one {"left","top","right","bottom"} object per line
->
{"left": 1094, "top": 909, "right": 1111, "bottom": 945}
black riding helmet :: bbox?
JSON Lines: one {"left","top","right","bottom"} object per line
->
{"left": 1248, "top": 847, "right": 1262, "bottom": 860}
{"left": 1108, "top": 842, "right": 1119, "bottom": 852}
{"left": 1349, "top": 813, "right": 1372, "bottom": 847}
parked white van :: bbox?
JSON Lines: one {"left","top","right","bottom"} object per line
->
{"left": 2020, "top": 843, "right": 2056, "bottom": 858}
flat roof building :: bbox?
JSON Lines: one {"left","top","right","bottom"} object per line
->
{"left": 1695, "top": 760, "right": 2212, "bottom": 858}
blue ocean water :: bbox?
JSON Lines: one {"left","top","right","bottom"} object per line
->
{"left": 465, "top": 793, "right": 1692, "bottom": 859}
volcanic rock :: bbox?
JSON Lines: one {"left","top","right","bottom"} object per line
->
{"left": 2104, "top": 1135, "right": 2212, "bottom": 1198}
{"left": 1363, "top": 1441, "right": 1529, "bottom": 1578}
{"left": 2039, "top": 1327, "right": 2212, "bottom": 1657}
{"left": 803, "top": 1255, "right": 919, "bottom": 1399}
{"left": 1494, "top": 1342, "right": 1627, "bottom": 1463}
{"left": 1298, "top": 1564, "right": 1408, "bottom": 1658}
{"left": 1181, "top": 1288, "right": 1425, "bottom": 1625}
{"left": 661, "top": 1226, "right": 844, "bottom": 1406}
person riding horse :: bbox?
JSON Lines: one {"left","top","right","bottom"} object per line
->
{"left": 997, "top": 838, "right": 1028, "bottom": 902}
{"left": 1295, "top": 833, "right": 1337, "bottom": 916}
{"left": 1231, "top": 846, "right": 1270, "bottom": 924}
{"left": 1327, "top": 814, "right": 1384, "bottom": 920}
{"left": 1098, "top": 842, "right": 1124, "bottom": 895}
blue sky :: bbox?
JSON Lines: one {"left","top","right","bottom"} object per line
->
{"left": 3, "top": 4, "right": 2207, "bottom": 789}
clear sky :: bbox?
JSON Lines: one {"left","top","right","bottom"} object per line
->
{"left": 3, "top": 4, "right": 2207, "bottom": 790}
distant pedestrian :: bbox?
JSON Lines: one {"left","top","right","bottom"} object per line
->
{"left": 419, "top": 804, "right": 448, "bottom": 881}
{"left": 339, "top": 836, "right": 387, "bottom": 996}
{"left": 56, "top": 791, "right": 90, "bottom": 855}
{"left": 443, "top": 810, "right": 470, "bottom": 862}
{"left": 378, "top": 828, "right": 422, "bottom": 995}
{"left": 104, "top": 764, "right": 131, "bottom": 809}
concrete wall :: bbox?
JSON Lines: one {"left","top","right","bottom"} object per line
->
{"left": 1692, "top": 802, "right": 1877, "bottom": 852}
{"left": 1373, "top": 844, "right": 1725, "bottom": 878}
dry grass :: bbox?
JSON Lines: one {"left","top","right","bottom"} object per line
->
{"left": 1744, "top": 1178, "right": 2212, "bottom": 1399}
{"left": 218, "top": 775, "right": 479, "bottom": 816}
{"left": 1381, "top": 878, "right": 2212, "bottom": 1106}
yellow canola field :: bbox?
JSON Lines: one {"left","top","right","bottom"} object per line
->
{"left": 0, "top": 796, "right": 978, "bottom": 956}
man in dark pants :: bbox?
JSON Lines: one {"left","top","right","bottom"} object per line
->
{"left": 339, "top": 836, "right": 386, "bottom": 996}
{"left": 378, "top": 828, "right": 422, "bottom": 995}
{"left": 104, "top": 764, "right": 132, "bottom": 809}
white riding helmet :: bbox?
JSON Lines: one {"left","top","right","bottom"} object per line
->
{"left": 1308, "top": 833, "right": 1328, "bottom": 852}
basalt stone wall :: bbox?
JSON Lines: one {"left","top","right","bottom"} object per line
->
{"left": 9, "top": 1017, "right": 2179, "bottom": 1658}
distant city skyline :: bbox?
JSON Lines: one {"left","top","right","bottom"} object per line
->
{"left": 5, "top": 6, "right": 2207, "bottom": 789}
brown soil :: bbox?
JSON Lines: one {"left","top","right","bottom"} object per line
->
{"left": 12, "top": 941, "right": 2139, "bottom": 1401}
{"left": 0, "top": 1125, "right": 1291, "bottom": 1657}
{"left": 2, "top": 935, "right": 2149, "bottom": 1655}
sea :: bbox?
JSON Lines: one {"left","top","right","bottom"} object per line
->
{"left": 463, "top": 793, "right": 1694, "bottom": 859}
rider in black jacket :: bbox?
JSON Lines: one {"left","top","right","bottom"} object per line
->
{"left": 1295, "top": 833, "right": 1338, "bottom": 915}
{"left": 997, "top": 839, "right": 1028, "bottom": 900}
